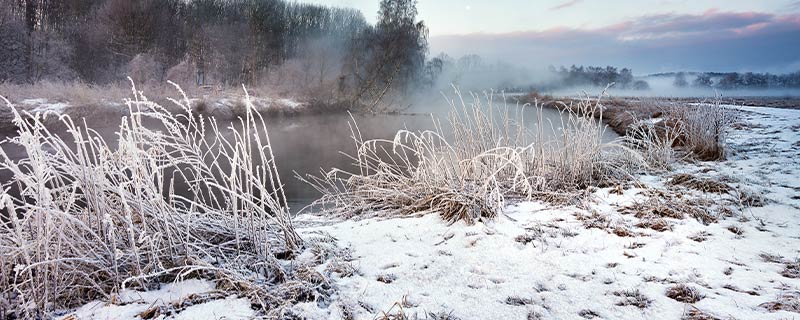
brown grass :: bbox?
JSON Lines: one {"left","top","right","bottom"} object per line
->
{"left": 681, "top": 307, "right": 720, "bottom": 320}
{"left": 668, "top": 173, "right": 732, "bottom": 193}
{"left": 300, "top": 89, "right": 644, "bottom": 223}
{"left": 666, "top": 284, "right": 705, "bottom": 303}
{"left": 0, "top": 83, "right": 325, "bottom": 318}
{"left": 759, "top": 291, "right": 800, "bottom": 313}
{"left": 517, "top": 94, "right": 736, "bottom": 162}
{"left": 620, "top": 191, "right": 717, "bottom": 226}
{"left": 612, "top": 289, "right": 653, "bottom": 309}
{"left": 782, "top": 260, "right": 800, "bottom": 279}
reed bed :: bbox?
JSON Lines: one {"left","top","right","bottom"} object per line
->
{"left": 299, "top": 89, "right": 644, "bottom": 223}
{"left": 519, "top": 93, "right": 737, "bottom": 163}
{"left": 0, "top": 81, "right": 312, "bottom": 318}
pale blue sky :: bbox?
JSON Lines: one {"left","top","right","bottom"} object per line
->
{"left": 310, "top": 0, "right": 798, "bottom": 35}
{"left": 307, "top": 0, "right": 800, "bottom": 72}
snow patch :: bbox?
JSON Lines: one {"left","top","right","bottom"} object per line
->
{"left": 59, "top": 280, "right": 254, "bottom": 320}
{"left": 20, "top": 98, "right": 70, "bottom": 115}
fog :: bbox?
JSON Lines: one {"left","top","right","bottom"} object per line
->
{"left": 419, "top": 54, "right": 800, "bottom": 99}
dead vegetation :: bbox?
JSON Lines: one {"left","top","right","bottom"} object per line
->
{"left": 620, "top": 189, "right": 717, "bottom": 227}
{"left": 668, "top": 173, "right": 732, "bottom": 193}
{"left": 781, "top": 260, "right": 800, "bottom": 279}
{"left": 759, "top": 291, "right": 800, "bottom": 313}
{"left": 377, "top": 274, "right": 398, "bottom": 284}
{"left": 578, "top": 309, "right": 601, "bottom": 319}
{"left": 0, "top": 83, "right": 335, "bottom": 318}
{"left": 612, "top": 289, "right": 653, "bottom": 309}
{"left": 373, "top": 300, "right": 461, "bottom": 320}
{"left": 519, "top": 94, "right": 737, "bottom": 162}
{"left": 761, "top": 253, "right": 800, "bottom": 279}
{"left": 666, "top": 284, "right": 705, "bottom": 303}
{"left": 681, "top": 307, "right": 720, "bottom": 320}
{"left": 505, "top": 296, "right": 535, "bottom": 306}
{"left": 300, "top": 89, "right": 644, "bottom": 223}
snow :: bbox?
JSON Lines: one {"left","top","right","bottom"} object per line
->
{"left": 20, "top": 98, "right": 70, "bottom": 114}
{"left": 61, "top": 105, "right": 800, "bottom": 319}
{"left": 277, "top": 98, "right": 303, "bottom": 109}
{"left": 287, "top": 105, "right": 800, "bottom": 319}
{"left": 169, "top": 297, "right": 254, "bottom": 320}
{"left": 59, "top": 279, "right": 252, "bottom": 320}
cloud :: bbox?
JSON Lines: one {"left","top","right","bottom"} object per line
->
{"left": 430, "top": 10, "right": 800, "bottom": 73}
{"left": 549, "top": 0, "right": 582, "bottom": 11}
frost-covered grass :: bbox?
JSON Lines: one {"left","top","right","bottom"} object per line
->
{"left": 608, "top": 97, "right": 736, "bottom": 162}
{"left": 299, "top": 89, "right": 643, "bottom": 223}
{"left": 0, "top": 82, "right": 316, "bottom": 318}
{"left": 286, "top": 105, "right": 800, "bottom": 320}
{"left": 3, "top": 81, "right": 795, "bottom": 319}
{"left": 0, "top": 81, "right": 311, "bottom": 124}
{"left": 525, "top": 95, "right": 738, "bottom": 164}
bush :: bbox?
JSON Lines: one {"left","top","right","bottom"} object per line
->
{"left": 667, "top": 99, "right": 736, "bottom": 161}
{"left": 0, "top": 81, "right": 304, "bottom": 318}
{"left": 299, "top": 89, "right": 643, "bottom": 223}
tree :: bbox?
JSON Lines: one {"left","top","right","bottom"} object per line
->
{"left": 673, "top": 72, "right": 688, "bottom": 87}
{"left": 632, "top": 80, "right": 650, "bottom": 90}
{"left": 693, "top": 73, "right": 713, "bottom": 88}
{"left": 348, "top": 0, "right": 428, "bottom": 110}
{"left": 717, "top": 73, "right": 740, "bottom": 90}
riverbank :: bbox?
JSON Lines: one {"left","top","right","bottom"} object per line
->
{"left": 50, "top": 102, "right": 800, "bottom": 319}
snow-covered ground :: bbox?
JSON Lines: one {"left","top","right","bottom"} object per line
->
{"left": 58, "top": 105, "right": 800, "bottom": 319}
{"left": 20, "top": 98, "right": 70, "bottom": 114}
{"left": 12, "top": 96, "right": 305, "bottom": 118}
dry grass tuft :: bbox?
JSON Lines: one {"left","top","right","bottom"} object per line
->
{"left": 0, "top": 81, "right": 318, "bottom": 318}
{"left": 612, "top": 289, "right": 653, "bottom": 309}
{"left": 578, "top": 309, "right": 601, "bottom": 319}
{"left": 505, "top": 296, "right": 535, "bottom": 306}
{"left": 527, "top": 310, "right": 544, "bottom": 320}
{"left": 736, "top": 187, "right": 766, "bottom": 207}
{"left": 668, "top": 173, "right": 732, "bottom": 193}
{"left": 666, "top": 284, "right": 705, "bottom": 303}
{"left": 681, "top": 307, "right": 720, "bottom": 320}
{"left": 781, "top": 260, "right": 800, "bottom": 279}
{"left": 759, "top": 291, "right": 800, "bottom": 313}
{"left": 621, "top": 189, "right": 717, "bottom": 226}
{"left": 377, "top": 274, "right": 398, "bottom": 284}
{"left": 300, "top": 89, "right": 643, "bottom": 223}
{"left": 669, "top": 100, "right": 737, "bottom": 161}
{"left": 523, "top": 96, "right": 737, "bottom": 163}
{"left": 760, "top": 252, "right": 785, "bottom": 263}
{"left": 636, "top": 218, "right": 672, "bottom": 232}
{"left": 726, "top": 225, "right": 745, "bottom": 236}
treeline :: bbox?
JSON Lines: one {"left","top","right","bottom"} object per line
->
{"left": 417, "top": 55, "right": 652, "bottom": 92}
{"left": 550, "top": 65, "right": 650, "bottom": 90}
{"left": 0, "top": 0, "right": 428, "bottom": 108}
{"left": 672, "top": 71, "right": 800, "bottom": 90}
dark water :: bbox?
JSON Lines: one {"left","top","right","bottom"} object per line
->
{"left": 0, "top": 99, "right": 618, "bottom": 215}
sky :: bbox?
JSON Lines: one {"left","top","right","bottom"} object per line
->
{"left": 308, "top": 0, "right": 800, "bottom": 74}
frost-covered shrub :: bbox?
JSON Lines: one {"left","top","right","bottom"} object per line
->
{"left": 300, "top": 89, "right": 644, "bottom": 223}
{"left": 0, "top": 81, "right": 302, "bottom": 318}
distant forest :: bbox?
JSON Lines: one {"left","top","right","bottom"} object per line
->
{"left": 670, "top": 71, "right": 800, "bottom": 90}
{"left": 0, "top": 0, "right": 428, "bottom": 108}
{"left": 549, "top": 65, "right": 651, "bottom": 90}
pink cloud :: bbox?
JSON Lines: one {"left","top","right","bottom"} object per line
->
{"left": 430, "top": 10, "right": 800, "bottom": 72}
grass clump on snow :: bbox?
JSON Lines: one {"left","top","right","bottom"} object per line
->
{"left": 666, "top": 284, "right": 705, "bottom": 303}
{"left": 300, "top": 89, "right": 643, "bottom": 223}
{"left": 759, "top": 291, "right": 800, "bottom": 313}
{"left": 615, "top": 98, "right": 736, "bottom": 163}
{"left": 0, "top": 81, "right": 323, "bottom": 318}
